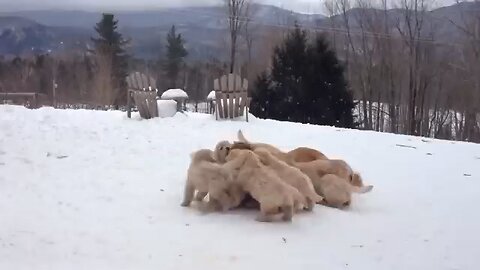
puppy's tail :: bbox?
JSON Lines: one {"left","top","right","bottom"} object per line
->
{"left": 350, "top": 185, "right": 374, "bottom": 194}
{"left": 237, "top": 129, "right": 249, "bottom": 143}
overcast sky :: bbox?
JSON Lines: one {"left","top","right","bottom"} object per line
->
{"left": 0, "top": 0, "right": 459, "bottom": 14}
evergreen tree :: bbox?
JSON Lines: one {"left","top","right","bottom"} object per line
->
{"left": 250, "top": 26, "right": 355, "bottom": 128}
{"left": 164, "top": 25, "right": 188, "bottom": 88}
{"left": 91, "top": 13, "right": 129, "bottom": 107}
{"left": 304, "top": 35, "right": 355, "bottom": 127}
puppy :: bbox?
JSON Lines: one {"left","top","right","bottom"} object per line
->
{"left": 193, "top": 141, "right": 249, "bottom": 206}
{"left": 213, "top": 140, "right": 231, "bottom": 163}
{"left": 254, "top": 148, "right": 324, "bottom": 211}
{"left": 225, "top": 149, "right": 306, "bottom": 222}
{"left": 293, "top": 159, "right": 373, "bottom": 189}
{"left": 236, "top": 130, "right": 327, "bottom": 164}
{"left": 181, "top": 149, "right": 237, "bottom": 211}
{"left": 193, "top": 140, "right": 231, "bottom": 202}
{"left": 313, "top": 174, "right": 371, "bottom": 209}
{"left": 294, "top": 163, "right": 372, "bottom": 208}
{"left": 236, "top": 130, "right": 287, "bottom": 160}
{"left": 287, "top": 147, "right": 328, "bottom": 163}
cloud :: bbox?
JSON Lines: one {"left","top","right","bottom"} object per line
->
{"left": 0, "top": 0, "right": 458, "bottom": 13}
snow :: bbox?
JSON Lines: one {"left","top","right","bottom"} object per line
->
{"left": 207, "top": 91, "right": 215, "bottom": 100}
{"left": 1, "top": 105, "right": 480, "bottom": 270}
{"left": 157, "top": 100, "right": 177, "bottom": 118}
{"left": 161, "top": 89, "right": 188, "bottom": 99}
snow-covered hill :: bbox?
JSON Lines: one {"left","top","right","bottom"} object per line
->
{"left": 0, "top": 105, "right": 479, "bottom": 270}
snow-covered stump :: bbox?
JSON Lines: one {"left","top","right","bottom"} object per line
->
{"left": 161, "top": 89, "right": 189, "bottom": 112}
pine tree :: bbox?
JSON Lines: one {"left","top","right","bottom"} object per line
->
{"left": 250, "top": 72, "right": 272, "bottom": 119}
{"left": 91, "top": 13, "right": 129, "bottom": 107}
{"left": 250, "top": 26, "right": 355, "bottom": 128}
{"left": 304, "top": 35, "right": 355, "bottom": 127}
{"left": 164, "top": 25, "right": 188, "bottom": 88}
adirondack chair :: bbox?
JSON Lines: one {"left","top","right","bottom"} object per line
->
{"left": 213, "top": 74, "right": 251, "bottom": 122}
{"left": 126, "top": 72, "right": 158, "bottom": 119}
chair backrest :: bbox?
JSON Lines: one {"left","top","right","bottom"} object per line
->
{"left": 127, "top": 72, "right": 158, "bottom": 119}
{"left": 213, "top": 73, "right": 248, "bottom": 119}
{"left": 127, "top": 72, "right": 157, "bottom": 91}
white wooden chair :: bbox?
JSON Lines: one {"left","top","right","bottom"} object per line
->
{"left": 213, "top": 73, "right": 251, "bottom": 122}
{"left": 126, "top": 72, "right": 158, "bottom": 119}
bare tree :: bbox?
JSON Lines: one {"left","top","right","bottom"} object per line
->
{"left": 449, "top": 0, "right": 480, "bottom": 142}
{"left": 395, "top": 0, "right": 431, "bottom": 135}
{"left": 225, "top": 0, "right": 250, "bottom": 73}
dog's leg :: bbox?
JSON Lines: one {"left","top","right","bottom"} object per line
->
{"left": 305, "top": 197, "right": 315, "bottom": 211}
{"left": 255, "top": 213, "right": 275, "bottom": 222}
{"left": 181, "top": 182, "right": 195, "bottom": 207}
{"left": 255, "top": 203, "right": 278, "bottom": 222}
{"left": 281, "top": 205, "right": 294, "bottom": 222}
{"left": 194, "top": 191, "right": 208, "bottom": 201}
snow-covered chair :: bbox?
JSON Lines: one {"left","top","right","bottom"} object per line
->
{"left": 213, "top": 73, "right": 250, "bottom": 122}
{"left": 161, "top": 89, "right": 189, "bottom": 112}
{"left": 126, "top": 72, "right": 158, "bottom": 119}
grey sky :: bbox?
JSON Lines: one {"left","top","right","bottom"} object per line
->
{"left": 0, "top": 0, "right": 459, "bottom": 14}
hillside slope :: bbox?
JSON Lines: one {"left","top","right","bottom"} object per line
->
{"left": 0, "top": 105, "right": 479, "bottom": 270}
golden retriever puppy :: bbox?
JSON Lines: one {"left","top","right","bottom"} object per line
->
{"left": 213, "top": 140, "right": 231, "bottom": 163}
{"left": 236, "top": 130, "right": 327, "bottom": 164}
{"left": 194, "top": 140, "right": 248, "bottom": 202}
{"left": 181, "top": 149, "right": 237, "bottom": 211}
{"left": 287, "top": 147, "right": 328, "bottom": 163}
{"left": 254, "top": 148, "right": 324, "bottom": 211}
{"left": 313, "top": 174, "right": 372, "bottom": 208}
{"left": 225, "top": 149, "right": 306, "bottom": 222}
{"left": 294, "top": 163, "right": 372, "bottom": 208}
{"left": 293, "top": 159, "right": 373, "bottom": 189}
{"left": 192, "top": 140, "right": 232, "bottom": 202}
{"left": 236, "top": 130, "right": 286, "bottom": 159}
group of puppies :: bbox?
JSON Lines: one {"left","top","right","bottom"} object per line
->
{"left": 181, "top": 130, "right": 374, "bottom": 222}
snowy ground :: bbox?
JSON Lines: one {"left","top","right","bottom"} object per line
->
{"left": 1, "top": 105, "right": 479, "bottom": 270}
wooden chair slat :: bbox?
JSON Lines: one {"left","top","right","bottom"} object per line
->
{"left": 126, "top": 72, "right": 158, "bottom": 119}
{"left": 220, "top": 75, "right": 229, "bottom": 119}
{"left": 213, "top": 73, "right": 250, "bottom": 121}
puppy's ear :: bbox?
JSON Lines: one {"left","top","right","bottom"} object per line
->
{"left": 351, "top": 172, "right": 363, "bottom": 187}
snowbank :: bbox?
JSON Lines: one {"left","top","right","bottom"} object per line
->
{"left": 1, "top": 105, "right": 479, "bottom": 270}
{"left": 161, "top": 89, "right": 188, "bottom": 99}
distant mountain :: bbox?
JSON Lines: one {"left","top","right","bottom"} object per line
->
{"left": 0, "top": 16, "right": 92, "bottom": 56}
{"left": 1, "top": 4, "right": 324, "bottom": 29}
{"left": 0, "top": 4, "right": 325, "bottom": 59}
{"left": 0, "top": 2, "right": 477, "bottom": 60}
